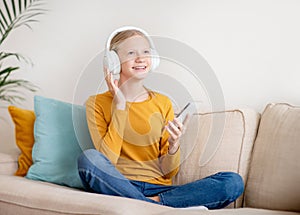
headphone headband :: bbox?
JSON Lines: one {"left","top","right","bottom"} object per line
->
{"left": 105, "top": 26, "right": 156, "bottom": 51}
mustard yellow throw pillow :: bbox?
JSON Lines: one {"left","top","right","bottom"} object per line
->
{"left": 8, "top": 106, "right": 35, "bottom": 176}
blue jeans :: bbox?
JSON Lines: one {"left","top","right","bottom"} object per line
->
{"left": 77, "top": 149, "right": 244, "bottom": 209}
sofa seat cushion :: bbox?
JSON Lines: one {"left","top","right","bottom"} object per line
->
{"left": 159, "top": 208, "right": 300, "bottom": 215}
{"left": 173, "top": 108, "right": 260, "bottom": 208}
{"left": 1, "top": 175, "right": 298, "bottom": 215}
{"left": 244, "top": 103, "right": 300, "bottom": 212}
{"left": 0, "top": 175, "right": 172, "bottom": 215}
{"left": 0, "top": 152, "right": 18, "bottom": 176}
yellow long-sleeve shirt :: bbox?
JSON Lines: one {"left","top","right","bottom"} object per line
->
{"left": 86, "top": 91, "right": 180, "bottom": 185}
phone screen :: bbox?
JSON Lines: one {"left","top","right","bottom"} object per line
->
{"left": 176, "top": 102, "right": 194, "bottom": 122}
{"left": 176, "top": 103, "right": 191, "bottom": 118}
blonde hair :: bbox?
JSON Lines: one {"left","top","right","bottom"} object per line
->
{"left": 110, "top": 30, "right": 147, "bottom": 51}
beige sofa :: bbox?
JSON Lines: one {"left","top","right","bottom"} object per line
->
{"left": 0, "top": 103, "right": 299, "bottom": 215}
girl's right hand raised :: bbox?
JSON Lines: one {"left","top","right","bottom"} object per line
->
{"left": 104, "top": 68, "right": 126, "bottom": 110}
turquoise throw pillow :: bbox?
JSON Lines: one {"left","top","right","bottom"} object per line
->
{"left": 26, "top": 96, "right": 94, "bottom": 188}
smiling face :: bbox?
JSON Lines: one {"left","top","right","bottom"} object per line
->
{"left": 115, "top": 35, "right": 152, "bottom": 81}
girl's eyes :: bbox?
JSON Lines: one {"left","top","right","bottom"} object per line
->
{"left": 127, "top": 50, "right": 151, "bottom": 55}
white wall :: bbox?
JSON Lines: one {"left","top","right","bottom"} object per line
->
{"left": 1, "top": 0, "right": 300, "bottom": 152}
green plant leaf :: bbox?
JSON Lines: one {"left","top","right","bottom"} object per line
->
{"left": 0, "top": 10, "right": 9, "bottom": 29}
{"left": 0, "top": 78, "right": 37, "bottom": 104}
{"left": 0, "top": 0, "right": 45, "bottom": 106}
{"left": 11, "top": 0, "right": 17, "bottom": 19}
{"left": 3, "top": 0, "right": 13, "bottom": 23}
{"left": 0, "top": 66, "right": 19, "bottom": 82}
{"left": 0, "top": 79, "right": 36, "bottom": 91}
{"left": 0, "top": 51, "right": 27, "bottom": 62}
{"left": 0, "top": 0, "right": 46, "bottom": 46}
{"left": 18, "top": 0, "right": 22, "bottom": 14}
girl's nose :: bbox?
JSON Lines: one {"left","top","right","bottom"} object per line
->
{"left": 135, "top": 54, "right": 146, "bottom": 62}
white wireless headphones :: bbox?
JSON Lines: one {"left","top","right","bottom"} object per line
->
{"left": 103, "top": 26, "right": 160, "bottom": 74}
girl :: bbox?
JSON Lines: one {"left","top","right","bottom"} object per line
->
{"left": 78, "top": 26, "right": 244, "bottom": 209}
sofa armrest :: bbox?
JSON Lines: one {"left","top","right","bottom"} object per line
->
{"left": 0, "top": 152, "right": 18, "bottom": 176}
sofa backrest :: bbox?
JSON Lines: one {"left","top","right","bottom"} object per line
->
{"left": 173, "top": 108, "right": 260, "bottom": 208}
{"left": 244, "top": 103, "right": 300, "bottom": 212}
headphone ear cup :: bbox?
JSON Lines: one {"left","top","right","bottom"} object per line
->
{"left": 150, "top": 49, "right": 160, "bottom": 71}
{"left": 104, "top": 50, "right": 121, "bottom": 74}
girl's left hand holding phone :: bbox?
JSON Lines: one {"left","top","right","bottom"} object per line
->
{"left": 165, "top": 115, "right": 190, "bottom": 155}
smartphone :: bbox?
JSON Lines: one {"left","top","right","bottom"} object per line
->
{"left": 176, "top": 102, "right": 193, "bottom": 122}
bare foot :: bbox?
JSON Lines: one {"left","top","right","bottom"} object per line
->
{"left": 148, "top": 196, "right": 160, "bottom": 202}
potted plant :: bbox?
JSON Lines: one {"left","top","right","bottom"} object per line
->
{"left": 0, "top": 0, "right": 46, "bottom": 106}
